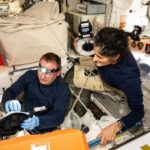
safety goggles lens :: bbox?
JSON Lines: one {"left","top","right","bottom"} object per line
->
{"left": 38, "top": 65, "right": 60, "bottom": 74}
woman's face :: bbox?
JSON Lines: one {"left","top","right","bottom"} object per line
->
{"left": 93, "top": 46, "right": 120, "bottom": 67}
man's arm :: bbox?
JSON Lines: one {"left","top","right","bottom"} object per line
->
{"left": 1, "top": 71, "right": 30, "bottom": 110}
{"left": 36, "top": 84, "right": 70, "bottom": 130}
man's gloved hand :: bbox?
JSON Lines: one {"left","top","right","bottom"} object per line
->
{"left": 5, "top": 100, "right": 21, "bottom": 112}
{"left": 21, "top": 115, "right": 39, "bottom": 130}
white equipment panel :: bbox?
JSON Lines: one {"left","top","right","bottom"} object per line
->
{"left": 116, "top": 131, "right": 150, "bottom": 150}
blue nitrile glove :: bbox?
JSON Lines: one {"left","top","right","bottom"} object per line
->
{"left": 5, "top": 100, "right": 21, "bottom": 112}
{"left": 21, "top": 115, "right": 39, "bottom": 130}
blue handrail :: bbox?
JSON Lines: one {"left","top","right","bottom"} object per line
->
{"left": 88, "top": 138, "right": 101, "bottom": 148}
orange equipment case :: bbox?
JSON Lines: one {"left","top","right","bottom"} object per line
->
{"left": 0, "top": 128, "right": 89, "bottom": 150}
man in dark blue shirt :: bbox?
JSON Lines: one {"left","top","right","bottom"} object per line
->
{"left": 1, "top": 52, "right": 70, "bottom": 134}
{"left": 93, "top": 27, "right": 144, "bottom": 144}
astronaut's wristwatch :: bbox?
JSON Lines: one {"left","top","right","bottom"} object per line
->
{"left": 117, "top": 120, "right": 125, "bottom": 130}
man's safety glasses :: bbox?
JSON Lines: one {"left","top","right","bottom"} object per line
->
{"left": 38, "top": 65, "right": 60, "bottom": 74}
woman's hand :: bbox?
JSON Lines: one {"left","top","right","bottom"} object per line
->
{"left": 97, "top": 122, "right": 121, "bottom": 145}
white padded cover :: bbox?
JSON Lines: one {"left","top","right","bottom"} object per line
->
{"left": 0, "top": 21, "right": 68, "bottom": 66}
{"left": 0, "top": 2, "right": 68, "bottom": 66}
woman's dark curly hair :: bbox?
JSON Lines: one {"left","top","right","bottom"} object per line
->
{"left": 94, "top": 27, "right": 129, "bottom": 59}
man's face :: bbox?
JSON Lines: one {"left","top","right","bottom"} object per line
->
{"left": 38, "top": 59, "right": 61, "bottom": 85}
{"left": 93, "top": 46, "right": 119, "bottom": 67}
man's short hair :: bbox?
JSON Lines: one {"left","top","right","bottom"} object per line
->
{"left": 40, "top": 53, "right": 61, "bottom": 69}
